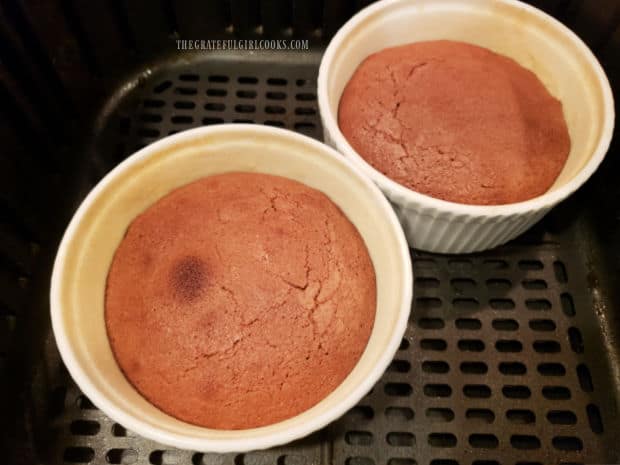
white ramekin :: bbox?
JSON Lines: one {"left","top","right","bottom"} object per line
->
{"left": 50, "top": 124, "right": 412, "bottom": 452}
{"left": 318, "top": 0, "right": 615, "bottom": 254}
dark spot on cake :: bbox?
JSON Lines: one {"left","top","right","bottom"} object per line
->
{"left": 142, "top": 252, "right": 153, "bottom": 267}
{"left": 130, "top": 359, "right": 142, "bottom": 374}
{"left": 171, "top": 255, "right": 206, "bottom": 301}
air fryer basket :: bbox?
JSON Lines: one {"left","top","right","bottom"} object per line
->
{"left": 1, "top": 1, "right": 619, "bottom": 465}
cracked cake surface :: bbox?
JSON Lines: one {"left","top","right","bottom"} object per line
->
{"left": 338, "top": 40, "right": 571, "bottom": 205}
{"left": 105, "top": 172, "right": 376, "bottom": 429}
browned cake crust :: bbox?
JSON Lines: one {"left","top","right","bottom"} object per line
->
{"left": 338, "top": 40, "right": 571, "bottom": 205}
{"left": 105, "top": 172, "right": 376, "bottom": 429}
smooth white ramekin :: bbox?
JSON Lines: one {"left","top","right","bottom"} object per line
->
{"left": 318, "top": 0, "right": 615, "bottom": 253}
{"left": 50, "top": 124, "right": 412, "bottom": 452}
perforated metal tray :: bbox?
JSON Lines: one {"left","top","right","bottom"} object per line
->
{"left": 30, "top": 50, "right": 620, "bottom": 465}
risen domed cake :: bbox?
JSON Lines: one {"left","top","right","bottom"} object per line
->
{"left": 338, "top": 40, "right": 571, "bottom": 205}
{"left": 105, "top": 172, "right": 376, "bottom": 429}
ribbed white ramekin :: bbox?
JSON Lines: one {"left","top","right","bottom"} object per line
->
{"left": 50, "top": 124, "right": 412, "bottom": 452}
{"left": 318, "top": 0, "right": 615, "bottom": 253}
